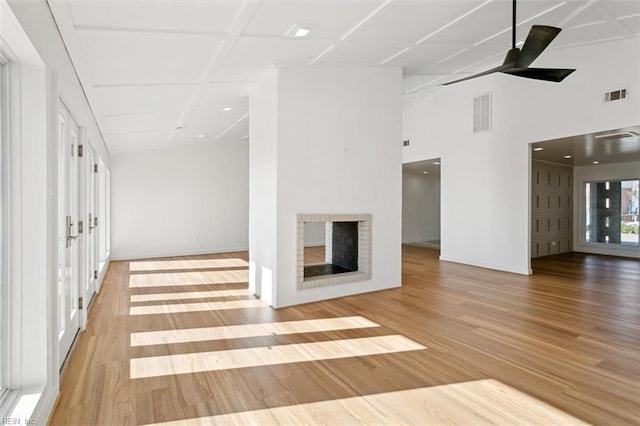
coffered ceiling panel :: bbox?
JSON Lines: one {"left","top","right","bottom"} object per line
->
{"left": 172, "top": 121, "right": 231, "bottom": 145}
{"left": 67, "top": 0, "right": 242, "bottom": 34}
{"left": 175, "top": 111, "right": 249, "bottom": 146}
{"left": 213, "top": 37, "right": 332, "bottom": 82}
{"left": 102, "top": 112, "right": 179, "bottom": 135}
{"left": 93, "top": 85, "right": 197, "bottom": 115}
{"left": 76, "top": 31, "right": 221, "bottom": 85}
{"left": 427, "top": 1, "right": 567, "bottom": 46}
{"left": 215, "top": 117, "right": 250, "bottom": 144}
{"left": 385, "top": 43, "right": 471, "bottom": 75}
{"left": 46, "top": 0, "right": 640, "bottom": 154}
{"left": 324, "top": 42, "right": 407, "bottom": 65}
{"left": 349, "top": 1, "right": 482, "bottom": 44}
{"left": 413, "top": 44, "right": 505, "bottom": 76}
{"left": 109, "top": 130, "right": 173, "bottom": 152}
{"left": 601, "top": 1, "right": 640, "bottom": 19}
{"left": 555, "top": 15, "right": 631, "bottom": 47}
{"left": 195, "top": 82, "right": 250, "bottom": 109}
{"left": 618, "top": 16, "right": 640, "bottom": 35}
{"left": 243, "top": 0, "right": 383, "bottom": 39}
{"left": 185, "top": 103, "right": 248, "bottom": 130}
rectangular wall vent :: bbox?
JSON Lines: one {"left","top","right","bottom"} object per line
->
{"left": 473, "top": 92, "right": 491, "bottom": 133}
{"left": 604, "top": 89, "right": 627, "bottom": 102}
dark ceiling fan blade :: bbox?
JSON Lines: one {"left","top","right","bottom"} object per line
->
{"left": 502, "top": 67, "right": 576, "bottom": 82}
{"left": 442, "top": 64, "right": 513, "bottom": 86}
{"left": 517, "top": 25, "right": 562, "bottom": 68}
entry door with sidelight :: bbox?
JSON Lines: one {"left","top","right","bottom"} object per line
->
{"left": 57, "top": 101, "right": 81, "bottom": 368}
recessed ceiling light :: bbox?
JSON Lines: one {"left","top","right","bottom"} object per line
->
{"left": 433, "top": 161, "right": 441, "bottom": 165}
{"left": 564, "top": 155, "right": 572, "bottom": 159}
{"left": 593, "top": 161, "right": 599, "bottom": 164}
{"left": 223, "top": 107, "right": 232, "bottom": 111}
{"left": 533, "top": 147, "right": 544, "bottom": 151}
{"left": 423, "top": 171, "right": 428, "bottom": 174}
{"left": 294, "top": 27, "right": 311, "bottom": 38}
{"left": 197, "top": 134, "right": 205, "bottom": 138}
{"left": 286, "top": 24, "right": 312, "bottom": 39}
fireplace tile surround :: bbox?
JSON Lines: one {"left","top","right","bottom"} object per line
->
{"left": 297, "top": 214, "right": 372, "bottom": 290}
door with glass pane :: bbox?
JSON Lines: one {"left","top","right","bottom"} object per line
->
{"left": 86, "top": 143, "right": 98, "bottom": 308}
{"left": 57, "top": 101, "right": 81, "bottom": 368}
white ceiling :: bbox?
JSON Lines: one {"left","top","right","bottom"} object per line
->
{"left": 48, "top": 0, "right": 640, "bottom": 154}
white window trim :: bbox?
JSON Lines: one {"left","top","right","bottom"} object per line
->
{"left": 0, "top": 50, "right": 8, "bottom": 406}
{"left": 0, "top": 1, "right": 55, "bottom": 423}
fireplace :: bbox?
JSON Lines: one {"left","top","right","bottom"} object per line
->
{"left": 297, "top": 214, "right": 371, "bottom": 290}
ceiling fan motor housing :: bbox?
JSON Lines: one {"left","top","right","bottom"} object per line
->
{"left": 503, "top": 48, "right": 521, "bottom": 66}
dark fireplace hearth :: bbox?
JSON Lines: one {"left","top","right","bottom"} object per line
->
{"left": 304, "top": 263, "right": 353, "bottom": 278}
{"left": 297, "top": 214, "right": 371, "bottom": 289}
{"left": 303, "top": 221, "right": 359, "bottom": 278}
{"left": 332, "top": 221, "right": 358, "bottom": 271}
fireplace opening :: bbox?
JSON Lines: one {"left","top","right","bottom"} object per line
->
{"left": 297, "top": 214, "right": 371, "bottom": 289}
{"left": 304, "top": 221, "right": 358, "bottom": 278}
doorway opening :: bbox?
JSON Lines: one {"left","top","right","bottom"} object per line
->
{"left": 402, "top": 158, "right": 441, "bottom": 252}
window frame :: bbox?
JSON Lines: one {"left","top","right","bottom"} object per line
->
{"left": 0, "top": 52, "right": 8, "bottom": 403}
{"left": 583, "top": 178, "right": 640, "bottom": 247}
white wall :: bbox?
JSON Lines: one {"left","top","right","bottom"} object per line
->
{"left": 111, "top": 140, "right": 249, "bottom": 260}
{"left": 402, "top": 172, "right": 440, "bottom": 243}
{"left": 573, "top": 161, "right": 640, "bottom": 258}
{"left": 250, "top": 66, "right": 403, "bottom": 308}
{"left": 304, "top": 222, "right": 325, "bottom": 246}
{"left": 403, "top": 37, "right": 640, "bottom": 274}
{"left": 248, "top": 69, "right": 278, "bottom": 302}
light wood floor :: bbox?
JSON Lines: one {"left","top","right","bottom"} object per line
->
{"left": 48, "top": 246, "right": 640, "bottom": 425}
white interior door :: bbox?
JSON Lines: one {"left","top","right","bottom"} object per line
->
{"left": 57, "top": 101, "right": 81, "bottom": 368}
{"left": 86, "top": 143, "right": 97, "bottom": 307}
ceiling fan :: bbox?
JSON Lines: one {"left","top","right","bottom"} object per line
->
{"left": 444, "top": 0, "right": 576, "bottom": 85}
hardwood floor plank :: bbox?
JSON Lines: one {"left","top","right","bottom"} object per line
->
{"left": 48, "top": 247, "right": 640, "bottom": 425}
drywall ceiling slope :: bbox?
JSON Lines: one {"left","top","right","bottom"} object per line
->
{"left": 47, "top": 0, "right": 639, "bottom": 153}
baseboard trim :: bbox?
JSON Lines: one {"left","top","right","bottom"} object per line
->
{"left": 110, "top": 246, "right": 249, "bottom": 261}
{"left": 439, "top": 255, "right": 531, "bottom": 276}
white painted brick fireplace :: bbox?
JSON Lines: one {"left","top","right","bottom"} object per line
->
{"left": 296, "top": 214, "right": 372, "bottom": 290}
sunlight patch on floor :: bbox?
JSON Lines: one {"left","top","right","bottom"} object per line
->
{"left": 130, "top": 316, "right": 381, "bottom": 346}
{"left": 128, "top": 270, "right": 248, "bottom": 287}
{"left": 130, "top": 288, "right": 251, "bottom": 303}
{"left": 130, "top": 335, "right": 426, "bottom": 379}
{"left": 130, "top": 258, "right": 249, "bottom": 271}
{"left": 142, "top": 379, "right": 587, "bottom": 425}
{"left": 129, "top": 299, "right": 266, "bottom": 316}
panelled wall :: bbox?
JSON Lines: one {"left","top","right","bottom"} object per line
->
{"left": 531, "top": 161, "right": 573, "bottom": 258}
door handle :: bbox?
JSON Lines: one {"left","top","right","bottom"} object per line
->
{"left": 88, "top": 213, "right": 96, "bottom": 232}
{"left": 66, "top": 215, "right": 79, "bottom": 246}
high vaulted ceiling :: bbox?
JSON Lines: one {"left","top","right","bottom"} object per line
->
{"left": 48, "top": 0, "right": 640, "bottom": 154}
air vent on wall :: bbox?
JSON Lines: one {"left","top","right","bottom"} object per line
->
{"left": 473, "top": 93, "right": 491, "bottom": 133}
{"left": 604, "top": 89, "right": 627, "bottom": 102}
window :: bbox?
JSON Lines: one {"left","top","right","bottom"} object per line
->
{"left": 0, "top": 58, "right": 6, "bottom": 399}
{"left": 585, "top": 179, "right": 639, "bottom": 246}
